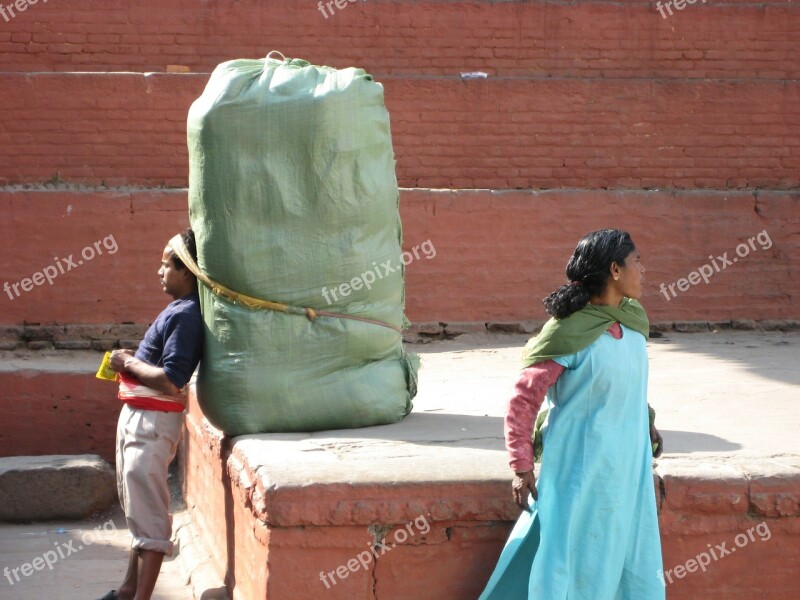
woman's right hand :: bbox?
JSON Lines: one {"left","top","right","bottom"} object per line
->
{"left": 512, "top": 470, "right": 537, "bottom": 511}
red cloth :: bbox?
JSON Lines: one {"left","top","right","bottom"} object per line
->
{"left": 505, "top": 322, "right": 623, "bottom": 472}
{"left": 118, "top": 373, "right": 185, "bottom": 413}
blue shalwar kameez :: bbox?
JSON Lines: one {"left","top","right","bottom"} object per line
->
{"left": 480, "top": 324, "right": 665, "bottom": 600}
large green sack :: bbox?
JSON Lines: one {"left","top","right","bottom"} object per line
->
{"left": 187, "top": 55, "right": 417, "bottom": 436}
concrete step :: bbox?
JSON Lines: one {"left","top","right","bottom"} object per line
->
{"left": 0, "top": 455, "right": 116, "bottom": 521}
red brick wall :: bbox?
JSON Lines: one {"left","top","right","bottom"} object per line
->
{"left": 179, "top": 402, "right": 238, "bottom": 593}
{"left": 1, "top": 73, "right": 798, "bottom": 190}
{"left": 1, "top": 2, "right": 797, "bottom": 330}
{"left": 401, "top": 189, "right": 799, "bottom": 324}
{"left": 659, "top": 528, "right": 799, "bottom": 598}
{"left": 0, "top": 74, "right": 198, "bottom": 188}
{"left": 0, "top": 190, "right": 190, "bottom": 324}
{"left": 0, "top": 371, "right": 118, "bottom": 462}
{"left": 2, "top": 189, "right": 797, "bottom": 326}
{"left": 0, "top": 1, "right": 798, "bottom": 79}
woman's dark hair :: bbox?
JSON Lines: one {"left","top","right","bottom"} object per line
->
{"left": 171, "top": 228, "right": 197, "bottom": 271}
{"left": 542, "top": 229, "right": 636, "bottom": 319}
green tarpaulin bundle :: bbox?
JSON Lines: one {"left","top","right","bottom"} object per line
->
{"left": 186, "top": 54, "right": 417, "bottom": 436}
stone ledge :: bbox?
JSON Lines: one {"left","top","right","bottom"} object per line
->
{"left": 655, "top": 456, "right": 800, "bottom": 533}
{"left": 0, "top": 324, "right": 147, "bottom": 352}
{"left": 179, "top": 330, "right": 800, "bottom": 599}
{"left": 2, "top": 322, "right": 798, "bottom": 349}
{"left": 744, "top": 458, "right": 800, "bottom": 518}
{"left": 187, "top": 398, "right": 800, "bottom": 534}
{"left": 183, "top": 402, "right": 800, "bottom": 600}
{"left": 183, "top": 410, "right": 515, "bottom": 529}
{"left": 0, "top": 454, "right": 117, "bottom": 521}
{"left": 657, "top": 458, "right": 750, "bottom": 516}
{"left": 401, "top": 320, "right": 800, "bottom": 343}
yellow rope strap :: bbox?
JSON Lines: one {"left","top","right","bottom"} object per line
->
{"left": 168, "top": 235, "right": 402, "bottom": 334}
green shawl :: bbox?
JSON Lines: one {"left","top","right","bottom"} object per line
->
{"left": 521, "top": 298, "right": 650, "bottom": 368}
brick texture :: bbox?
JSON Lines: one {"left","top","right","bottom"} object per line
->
{"left": 0, "top": 189, "right": 190, "bottom": 324}
{"left": 179, "top": 406, "right": 232, "bottom": 590}
{"left": 0, "top": 1, "right": 798, "bottom": 80}
{"left": 400, "top": 189, "right": 799, "bottom": 323}
{"left": 0, "top": 371, "right": 118, "bottom": 462}
{"left": 1, "top": 73, "right": 799, "bottom": 190}
{"left": 2, "top": 189, "right": 797, "bottom": 326}
{"left": 0, "top": 73, "right": 199, "bottom": 188}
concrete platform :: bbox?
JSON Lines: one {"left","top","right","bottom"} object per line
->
{"left": 181, "top": 330, "right": 800, "bottom": 599}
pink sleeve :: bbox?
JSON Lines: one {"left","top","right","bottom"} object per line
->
{"left": 504, "top": 359, "right": 565, "bottom": 473}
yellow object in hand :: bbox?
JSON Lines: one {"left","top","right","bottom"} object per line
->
{"left": 95, "top": 351, "right": 119, "bottom": 381}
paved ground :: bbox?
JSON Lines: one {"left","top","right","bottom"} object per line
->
{"left": 0, "top": 466, "right": 197, "bottom": 600}
{"left": 0, "top": 508, "right": 192, "bottom": 600}
{"left": 236, "top": 330, "right": 800, "bottom": 493}
{"left": 1, "top": 330, "right": 797, "bottom": 599}
{"left": 412, "top": 329, "right": 800, "bottom": 457}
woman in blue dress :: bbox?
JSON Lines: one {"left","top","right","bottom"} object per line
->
{"left": 479, "top": 229, "right": 665, "bottom": 600}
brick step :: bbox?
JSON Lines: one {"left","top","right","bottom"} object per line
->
{"left": 1, "top": 188, "right": 797, "bottom": 327}
{"left": 1, "top": 73, "right": 798, "bottom": 190}
{"left": 0, "top": 355, "right": 119, "bottom": 462}
{"left": 0, "top": 324, "right": 148, "bottom": 352}
{"left": 0, "top": 1, "right": 798, "bottom": 79}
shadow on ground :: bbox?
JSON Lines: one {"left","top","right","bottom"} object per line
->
{"left": 660, "top": 429, "right": 742, "bottom": 453}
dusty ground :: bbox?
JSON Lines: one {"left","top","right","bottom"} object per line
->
{"left": 411, "top": 330, "right": 800, "bottom": 457}
{"left": 0, "top": 472, "right": 192, "bottom": 600}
